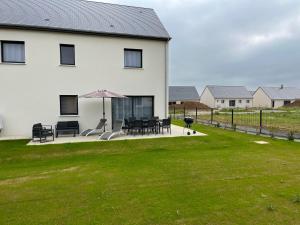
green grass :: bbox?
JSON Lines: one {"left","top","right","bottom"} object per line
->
{"left": 0, "top": 122, "right": 299, "bottom": 225}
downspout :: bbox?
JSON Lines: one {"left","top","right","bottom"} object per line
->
{"left": 165, "top": 41, "right": 169, "bottom": 118}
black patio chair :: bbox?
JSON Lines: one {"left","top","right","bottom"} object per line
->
{"left": 132, "top": 120, "right": 143, "bottom": 135}
{"left": 32, "top": 123, "right": 54, "bottom": 143}
{"left": 161, "top": 118, "right": 171, "bottom": 134}
{"left": 147, "top": 119, "right": 157, "bottom": 134}
{"left": 123, "top": 119, "right": 133, "bottom": 134}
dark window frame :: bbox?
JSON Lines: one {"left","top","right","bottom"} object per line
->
{"left": 1, "top": 40, "right": 25, "bottom": 63}
{"left": 124, "top": 48, "right": 143, "bottom": 68}
{"left": 59, "top": 95, "right": 79, "bottom": 116}
{"left": 111, "top": 95, "right": 154, "bottom": 127}
{"left": 60, "top": 44, "right": 75, "bottom": 65}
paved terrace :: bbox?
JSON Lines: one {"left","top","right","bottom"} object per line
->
{"left": 26, "top": 125, "right": 207, "bottom": 146}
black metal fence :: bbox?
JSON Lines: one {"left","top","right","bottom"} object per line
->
{"left": 169, "top": 107, "right": 300, "bottom": 140}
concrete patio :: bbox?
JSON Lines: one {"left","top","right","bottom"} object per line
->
{"left": 27, "top": 125, "right": 207, "bottom": 146}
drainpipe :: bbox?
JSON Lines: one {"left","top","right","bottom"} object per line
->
{"left": 165, "top": 42, "right": 169, "bottom": 118}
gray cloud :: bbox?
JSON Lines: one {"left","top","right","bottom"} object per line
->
{"left": 101, "top": 0, "right": 300, "bottom": 91}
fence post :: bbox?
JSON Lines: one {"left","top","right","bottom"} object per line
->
{"left": 231, "top": 109, "right": 234, "bottom": 128}
{"left": 211, "top": 108, "right": 213, "bottom": 124}
{"left": 173, "top": 106, "right": 175, "bottom": 119}
{"left": 183, "top": 107, "right": 186, "bottom": 118}
{"left": 196, "top": 107, "right": 198, "bottom": 122}
{"left": 259, "top": 110, "right": 262, "bottom": 134}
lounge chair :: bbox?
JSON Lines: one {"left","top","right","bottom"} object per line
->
{"left": 99, "top": 120, "right": 124, "bottom": 140}
{"left": 80, "top": 119, "right": 107, "bottom": 136}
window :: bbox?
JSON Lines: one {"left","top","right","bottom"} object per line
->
{"left": 238, "top": 100, "right": 242, "bottom": 103}
{"left": 246, "top": 100, "right": 250, "bottom": 103}
{"left": 229, "top": 100, "right": 236, "bottom": 107}
{"left": 112, "top": 96, "right": 154, "bottom": 126}
{"left": 1, "top": 41, "right": 25, "bottom": 63}
{"left": 221, "top": 100, "right": 225, "bottom": 104}
{"left": 60, "top": 44, "right": 75, "bottom": 65}
{"left": 284, "top": 100, "right": 291, "bottom": 106}
{"left": 60, "top": 95, "right": 78, "bottom": 115}
{"left": 124, "top": 49, "right": 142, "bottom": 68}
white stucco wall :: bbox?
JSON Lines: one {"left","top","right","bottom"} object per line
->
{"left": 0, "top": 28, "right": 168, "bottom": 138}
{"left": 200, "top": 87, "right": 215, "bottom": 108}
{"left": 214, "top": 99, "right": 253, "bottom": 109}
{"left": 253, "top": 88, "right": 272, "bottom": 108}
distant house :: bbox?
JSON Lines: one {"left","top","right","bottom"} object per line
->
{"left": 169, "top": 86, "right": 200, "bottom": 105}
{"left": 200, "top": 85, "right": 253, "bottom": 109}
{"left": 253, "top": 86, "right": 300, "bottom": 108}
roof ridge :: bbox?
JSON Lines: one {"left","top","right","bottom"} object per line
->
{"left": 207, "top": 85, "right": 247, "bottom": 88}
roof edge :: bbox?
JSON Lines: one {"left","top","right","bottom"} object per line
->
{"left": 0, "top": 24, "right": 172, "bottom": 41}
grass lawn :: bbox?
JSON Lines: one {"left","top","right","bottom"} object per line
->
{"left": 194, "top": 108, "right": 300, "bottom": 133}
{"left": 0, "top": 122, "right": 299, "bottom": 225}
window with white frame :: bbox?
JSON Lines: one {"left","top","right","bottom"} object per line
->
{"left": 246, "top": 100, "right": 250, "bottom": 103}
{"left": 221, "top": 100, "right": 225, "bottom": 103}
{"left": 60, "top": 95, "right": 78, "bottom": 115}
{"left": 1, "top": 41, "right": 25, "bottom": 63}
{"left": 238, "top": 100, "right": 242, "bottom": 103}
{"left": 124, "top": 49, "right": 142, "bottom": 68}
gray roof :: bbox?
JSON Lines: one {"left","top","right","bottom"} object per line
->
{"left": 206, "top": 85, "right": 253, "bottom": 99}
{"left": 260, "top": 87, "right": 300, "bottom": 100}
{"left": 169, "top": 86, "right": 200, "bottom": 102}
{"left": 249, "top": 91, "right": 256, "bottom": 96}
{"left": 0, "top": 0, "right": 170, "bottom": 40}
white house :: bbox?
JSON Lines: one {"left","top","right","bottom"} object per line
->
{"left": 0, "top": 0, "right": 171, "bottom": 138}
{"left": 200, "top": 85, "right": 253, "bottom": 109}
{"left": 169, "top": 86, "right": 200, "bottom": 105}
{"left": 253, "top": 86, "right": 300, "bottom": 108}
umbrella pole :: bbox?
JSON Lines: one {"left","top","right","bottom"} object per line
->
{"left": 103, "top": 97, "right": 106, "bottom": 132}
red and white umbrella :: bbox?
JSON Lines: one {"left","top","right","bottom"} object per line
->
{"left": 80, "top": 90, "right": 127, "bottom": 131}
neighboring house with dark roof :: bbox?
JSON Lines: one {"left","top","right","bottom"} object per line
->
{"left": 200, "top": 85, "right": 253, "bottom": 109}
{"left": 253, "top": 86, "right": 300, "bottom": 108}
{"left": 0, "top": 0, "right": 170, "bottom": 138}
{"left": 169, "top": 86, "right": 200, "bottom": 105}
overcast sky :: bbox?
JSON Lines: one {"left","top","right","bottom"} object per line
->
{"left": 101, "top": 0, "right": 300, "bottom": 91}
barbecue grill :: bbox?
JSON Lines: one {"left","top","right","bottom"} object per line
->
{"left": 184, "top": 117, "right": 194, "bottom": 128}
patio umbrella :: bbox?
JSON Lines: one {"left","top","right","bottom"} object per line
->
{"left": 79, "top": 90, "right": 127, "bottom": 131}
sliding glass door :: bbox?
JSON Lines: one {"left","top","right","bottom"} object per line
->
{"left": 112, "top": 96, "right": 154, "bottom": 126}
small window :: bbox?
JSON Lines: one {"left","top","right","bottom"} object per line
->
{"left": 238, "top": 100, "right": 242, "bottom": 103}
{"left": 221, "top": 100, "right": 225, "bottom": 103}
{"left": 284, "top": 100, "right": 291, "bottom": 105}
{"left": 1, "top": 41, "right": 25, "bottom": 63}
{"left": 60, "top": 95, "right": 78, "bottom": 115}
{"left": 60, "top": 44, "right": 75, "bottom": 65}
{"left": 124, "top": 49, "right": 142, "bottom": 68}
{"left": 246, "top": 100, "right": 250, "bottom": 103}
{"left": 229, "top": 100, "right": 236, "bottom": 107}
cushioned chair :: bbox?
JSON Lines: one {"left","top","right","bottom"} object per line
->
{"left": 32, "top": 123, "right": 54, "bottom": 143}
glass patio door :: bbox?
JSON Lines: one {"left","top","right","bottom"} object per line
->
{"left": 112, "top": 96, "right": 154, "bottom": 127}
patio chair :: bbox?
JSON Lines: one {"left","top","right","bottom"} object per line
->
{"left": 132, "top": 120, "right": 143, "bottom": 135}
{"left": 161, "top": 118, "right": 171, "bottom": 134}
{"left": 147, "top": 119, "right": 157, "bottom": 134}
{"left": 32, "top": 123, "right": 54, "bottom": 143}
{"left": 80, "top": 119, "right": 107, "bottom": 136}
{"left": 123, "top": 119, "right": 133, "bottom": 134}
{"left": 99, "top": 120, "right": 124, "bottom": 140}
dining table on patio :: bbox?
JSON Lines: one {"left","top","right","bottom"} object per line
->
{"left": 124, "top": 117, "right": 171, "bottom": 135}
